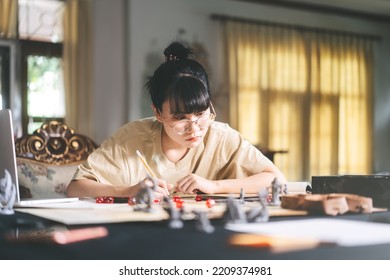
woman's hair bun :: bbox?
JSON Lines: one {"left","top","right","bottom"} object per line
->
{"left": 164, "top": 41, "right": 194, "bottom": 62}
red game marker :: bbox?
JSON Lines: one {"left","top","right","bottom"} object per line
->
{"left": 206, "top": 198, "right": 215, "bottom": 208}
{"left": 128, "top": 196, "right": 137, "bottom": 205}
{"left": 95, "top": 196, "right": 114, "bottom": 204}
{"left": 176, "top": 200, "right": 184, "bottom": 209}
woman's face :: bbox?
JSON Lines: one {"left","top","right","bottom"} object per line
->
{"left": 155, "top": 101, "right": 212, "bottom": 149}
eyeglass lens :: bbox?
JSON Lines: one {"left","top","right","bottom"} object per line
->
{"left": 174, "top": 114, "right": 213, "bottom": 133}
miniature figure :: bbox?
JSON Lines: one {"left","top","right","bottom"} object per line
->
{"left": 269, "top": 177, "right": 287, "bottom": 206}
{"left": 0, "top": 169, "right": 16, "bottom": 215}
{"left": 133, "top": 176, "right": 156, "bottom": 212}
{"left": 193, "top": 210, "right": 214, "bottom": 233}
{"left": 238, "top": 188, "right": 245, "bottom": 204}
{"left": 246, "top": 191, "right": 269, "bottom": 223}
{"left": 163, "top": 196, "right": 183, "bottom": 229}
{"left": 223, "top": 195, "right": 247, "bottom": 224}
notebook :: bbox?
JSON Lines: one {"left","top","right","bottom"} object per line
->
{"left": 0, "top": 109, "right": 78, "bottom": 207}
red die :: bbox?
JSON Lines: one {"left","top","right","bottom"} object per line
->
{"left": 195, "top": 195, "right": 203, "bottom": 202}
{"left": 175, "top": 200, "right": 184, "bottom": 209}
{"left": 205, "top": 198, "right": 216, "bottom": 208}
{"left": 96, "top": 196, "right": 114, "bottom": 204}
{"left": 128, "top": 196, "right": 137, "bottom": 205}
{"left": 173, "top": 196, "right": 181, "bottom": 202}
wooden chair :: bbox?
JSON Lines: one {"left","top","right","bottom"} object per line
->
{"left": 255, "top": 145, "right": 288, "bottom": 162}
{"left": 14, "top": 121, "right": 98, "bottom": 199}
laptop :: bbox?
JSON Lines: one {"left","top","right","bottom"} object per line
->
{"left": 0, "top": 109, "right": 79, "bottom": 207}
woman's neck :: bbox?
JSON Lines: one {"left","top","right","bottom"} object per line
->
{"left": 161, "top": 129, "right": 189, "bottom": 163}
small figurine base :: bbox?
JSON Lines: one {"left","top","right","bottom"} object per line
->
{"left": 0, "top": 208, "right": 14, "bottom": 215}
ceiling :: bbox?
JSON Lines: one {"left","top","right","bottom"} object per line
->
{"left": 239, "top": 0, "right": 390, "bottom": 21}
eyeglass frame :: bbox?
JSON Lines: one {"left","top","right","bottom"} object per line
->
{"left": 160, "top": 102, "right": 217, "bottom": 135}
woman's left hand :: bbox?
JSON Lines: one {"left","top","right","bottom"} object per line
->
{"left": 175, "top": 174, "right": 217, "bottom": 194}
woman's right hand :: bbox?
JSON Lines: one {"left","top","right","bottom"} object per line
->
{"left": 137, "top": 177, "right": 173, "bottom": 200}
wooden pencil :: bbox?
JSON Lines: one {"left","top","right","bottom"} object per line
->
{"left": 136, "top": 150, "right": 157, "bottom": 178}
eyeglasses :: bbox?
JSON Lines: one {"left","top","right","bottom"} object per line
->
{"left": 164, "top": 103, "right": 216, "bottom": 135}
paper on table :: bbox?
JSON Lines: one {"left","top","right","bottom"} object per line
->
{"left": 16, "top": 206, "right": 169, "bottom": 225}
{"left": 13, "top": 198, "right": 126, "bottom": 209}
{"left": 226, "top": 218, "right": 390, "bottom": 246}
{"left": 286, "top": 181, "right": 312, "bottom": 194}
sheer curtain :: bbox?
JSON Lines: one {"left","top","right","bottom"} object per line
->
{"left": 221, "top": 20, "right": 374, "bottom": 181}
{"left": 0, "top": 0, "right": 17, "bottom": 38}
{"left": 63, "top": 0, "right": 94, "bottom": 138}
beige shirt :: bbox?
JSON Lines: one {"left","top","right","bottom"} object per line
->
{"left": 73, "top": 117, "right": 272, "bottom": 186}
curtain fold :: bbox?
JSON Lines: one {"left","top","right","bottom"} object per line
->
{"left": 221, "top": 20, "right": 374, "bottom": 181}
{"left": 0, "top": 0, "right": 17, "bottom": 38}
{"left": 63, "top": 0, "right": 94, "bottom": 138}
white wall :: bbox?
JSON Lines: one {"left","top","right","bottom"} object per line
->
{"left": 93, "top": 0, "right": 390, "bottom": 173}
{"left": 93, "top": 0, "right": 127, "bottom": 143}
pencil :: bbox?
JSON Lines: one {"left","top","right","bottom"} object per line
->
{"left": 136, "top": 150, "right": 157, "bottom": 178}
{"left": 136, "top": 150, "right": 171, "bottom": 196}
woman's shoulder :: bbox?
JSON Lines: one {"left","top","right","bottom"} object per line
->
{"left": 106, "top": 117, "right": 160, "bottom": 144}
{"left": 208, "top": 121, "right": 240, "bottom": 137}
{"left": 205, "top": 121, "right": 243, "bottom": 148}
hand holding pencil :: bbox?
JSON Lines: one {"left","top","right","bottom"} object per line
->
{"left": 136, "top": 150, "right": 172, "bottom": 197}
{"left": 136, "top": 150, "right": 157, "bottom": 178}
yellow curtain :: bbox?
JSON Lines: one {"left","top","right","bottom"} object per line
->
{"left": 0, "top": 0, "right": 17, "bottom": 38}
{"left": 308, "top": 33, "right": 373, "bottom": 178}
{"left": 222, "top": 20, "right": 374, "bottom": 181}
{"left": 63, "top": 0, "right": 94, "bottom": 138}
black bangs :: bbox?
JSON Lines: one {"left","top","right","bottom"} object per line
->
{"left": 167, "top": 76, "right": 210, "bottom": 114}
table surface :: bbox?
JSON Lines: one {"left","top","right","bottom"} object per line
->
{"left": 2, "top": 204, "right": 390, "bottom": 260}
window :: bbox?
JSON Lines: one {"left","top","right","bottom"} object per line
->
{"left": 18, "top": 0, "right": 65, "bottom": 134}
{"left": 19, "top": 0, "right": 64, "bottom": 42}
{"left": 222, "top": 21, "right": 374, "bottom": 180}
{"left": 20, "top": 40, "right": 64, "bottom": 133}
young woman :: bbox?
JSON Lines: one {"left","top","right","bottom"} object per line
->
{"left": 66, "top": 41, "right": 287, "bottom": 200}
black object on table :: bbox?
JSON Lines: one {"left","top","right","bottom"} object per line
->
{"left": 2, "top": 209, "right": 390, "bottom": 260}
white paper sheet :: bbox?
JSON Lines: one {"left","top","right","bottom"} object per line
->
{"left": 226, "top": 218, "right": 390, "bottom": 246}
{"left": 16, "top": 205, "right": 169, "bottom": 225}
{"left": 286, "top": 181, "right": 311, "bottom": 193}
{"left": 15, "top": 199, "right": 126, "bottom": 209}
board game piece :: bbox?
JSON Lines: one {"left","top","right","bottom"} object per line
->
{"left": 246, "top": 192, "right": 269, "bottom": 223}
{"left": 223, "top": 196, "right": 247, "bottom": 224}
{"left": 163, "top": 196, "right": 183, "bottom": 229}
{"left": 239, "top": 188, "right": 245, "bottom": 204}
{"left": 193, "top": 210, "right": 215, "bottom": 233}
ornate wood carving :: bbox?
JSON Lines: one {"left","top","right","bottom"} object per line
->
{"left": 15, "top": 121, "right": 98, "bottom": 165}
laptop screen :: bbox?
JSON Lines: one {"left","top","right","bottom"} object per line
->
{"left": 0, "top": 109, "right": 21, "bottom": 205}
